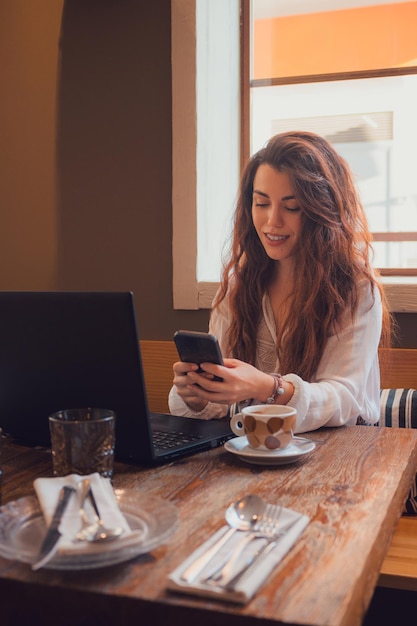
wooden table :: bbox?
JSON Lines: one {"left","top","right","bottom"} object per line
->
{"left": 1, "top": 425, "right": 417, "bottom": 626}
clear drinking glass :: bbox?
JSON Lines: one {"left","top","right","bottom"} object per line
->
{"left": 49, "top": 408, "right": 115, "bottom": 478}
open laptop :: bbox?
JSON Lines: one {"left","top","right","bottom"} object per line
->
{"left": 0, "top": 291, "right": 233, "bottom": 464}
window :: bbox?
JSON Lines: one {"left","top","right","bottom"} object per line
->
{"left": 172, "top": 0, "right": 417, "bottom": 311}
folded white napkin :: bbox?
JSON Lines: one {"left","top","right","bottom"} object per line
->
{"left": 167, "top": 506, "right": 309, "bottom": 604}
{"left": 34, "top": 473, "right": 135, "bottom": 557}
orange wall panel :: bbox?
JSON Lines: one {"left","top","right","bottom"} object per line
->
{"left": 254, "top": 2, "right": 417, "bottom": 79}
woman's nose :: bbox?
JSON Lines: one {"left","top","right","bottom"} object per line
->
{"left": 268, "top": 205, "right": 284, "bottom": 227}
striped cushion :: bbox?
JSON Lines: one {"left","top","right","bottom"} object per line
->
{"left": 378, "top": 389, "right": 417, "bottom": 514}
{"left": 379, "top": 388, "right": 417, "bottom": 428}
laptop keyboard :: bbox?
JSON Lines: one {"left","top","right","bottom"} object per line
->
{"left": 153, "top": 429, "right": 203, "bottom": 451}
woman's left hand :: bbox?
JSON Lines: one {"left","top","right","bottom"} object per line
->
{"left": 184, "top": 358, "right": 275, "bottom": 405}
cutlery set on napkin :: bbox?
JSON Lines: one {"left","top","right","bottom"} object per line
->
{"left": 32, "top": 473, "right": 135, "bottom": 570}
{"left": 167, "top": 499, "right": 310, "bottom": 604}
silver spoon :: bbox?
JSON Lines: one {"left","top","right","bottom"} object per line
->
{"left": 180, "top": 494, "right": 265, "bottom": 583}
{"left": 74, "top": 478, "right": 123, "bottom": 543}
{"left": 204, "top": 499, "right": 283, "bottom": 585}
{"left": 225, "top": 493, "right": 265, "bottom": 531}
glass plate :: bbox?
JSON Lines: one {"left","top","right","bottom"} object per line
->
{"left": 0, "top": 489, "right": 179, "bottom": 570}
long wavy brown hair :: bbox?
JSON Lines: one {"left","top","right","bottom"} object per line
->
{"left": 213, "top": 131, "right": 392, "bottom": 380}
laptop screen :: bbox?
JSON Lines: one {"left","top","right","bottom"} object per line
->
{"left": 0, "top": 292, "right": 153, "bottom": 460}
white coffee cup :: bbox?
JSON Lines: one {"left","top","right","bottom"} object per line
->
{"left": 230, "top": 404, "right": 297, "bottom": 451}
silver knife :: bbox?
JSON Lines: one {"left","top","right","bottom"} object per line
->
{"left": 32, "top": 485, "right": 76, "bottom": 570}
{"left": 222, "top": 517, "right": 301, "bottom": 590}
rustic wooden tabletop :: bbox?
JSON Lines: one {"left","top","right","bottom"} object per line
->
{"left": 1, "top": 425, "right": 416, "bottom": 626}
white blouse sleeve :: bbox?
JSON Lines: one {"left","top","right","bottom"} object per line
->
{"left": 167, "top": 294, "right": 231, "bottom": 420}
{"left": 286, "top": 282, "right": 382, "bottom": 433}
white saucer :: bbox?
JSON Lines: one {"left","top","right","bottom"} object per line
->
{"left": 224, "top": 436, "right": 316, "bottom": 466}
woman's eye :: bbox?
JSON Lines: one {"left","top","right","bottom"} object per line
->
{"left": 254, "top": 202, "right": 269, "bottom": 208}
{"left": 284, "top": 205, "right": 300, "bottom": 212}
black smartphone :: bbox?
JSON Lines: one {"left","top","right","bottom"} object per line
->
{"left": 173, "top": 330, "right": 224, "bottom": 381}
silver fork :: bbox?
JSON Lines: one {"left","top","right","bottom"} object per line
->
{"left": 203, "top": 503, "right": 282, "bottom": 586}
{"left": 73, "top": 478, "right": 123, "bottom": 543}
{"left": 223, "top": 516, "right": 298, "bottom": 591}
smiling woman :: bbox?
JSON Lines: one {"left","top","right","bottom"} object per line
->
{"left": 168, "top": 130, "right": 394, "bottom": 436}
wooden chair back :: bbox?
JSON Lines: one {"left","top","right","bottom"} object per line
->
{"left": 379, "top": 348, "right": 417, "bottom": 389}
{"left": 140, "top": 340, "right": 178, "bottom": 414}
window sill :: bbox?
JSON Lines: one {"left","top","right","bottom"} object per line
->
{"left": 197, "top": 279, "right": 417, "bottom": 313}
{"left": 381, "top": 277, "right": 417, "bottom": 313}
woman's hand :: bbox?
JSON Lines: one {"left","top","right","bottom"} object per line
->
{"left": 173, "top": 358, "right": 283, "bottom": 407}
{"left": 172, "top": 361, "right": 210, "bottom": 412}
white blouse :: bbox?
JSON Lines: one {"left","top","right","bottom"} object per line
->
{"left": 168, "top": 281, "right": 382, "bottom": 433}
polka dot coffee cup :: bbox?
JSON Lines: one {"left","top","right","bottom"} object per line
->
{"left": 230, "top": 404, "right": 297, "bottom": 451}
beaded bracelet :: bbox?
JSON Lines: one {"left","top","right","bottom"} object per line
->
{"left": 265, "top": 373, "right": 285, "bottom": 404}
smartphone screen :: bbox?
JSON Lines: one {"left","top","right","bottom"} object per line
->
{"left": 173, "top": 330, "right": 224, "bottom": 380}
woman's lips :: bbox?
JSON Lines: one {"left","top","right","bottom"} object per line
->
{"left": 265, "top": 233, "right": 289, "bottom": 244}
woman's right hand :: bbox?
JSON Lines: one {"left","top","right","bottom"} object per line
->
{"left": 172, "top": 361, "right": 209, "bottom": 412}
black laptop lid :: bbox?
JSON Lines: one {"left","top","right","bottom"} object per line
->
{"left": 0, "top": 291, "right": 154, "bottom": 461}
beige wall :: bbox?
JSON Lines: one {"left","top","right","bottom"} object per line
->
{"left": 0, "top": 0, "right": 208, "bottom": 340}
{"left": 0, "top": 0, "right": 62, "bottom": 290}
{"left": 0, "top": 0, "right": 414, "bottom": 345}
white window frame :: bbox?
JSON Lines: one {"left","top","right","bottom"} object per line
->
{"left": 171, "top": 0, "right": 417, "bottom": 312}
{"left": 171, "top": 0, "right": 239, "bottom": 310}
{"left": 171, "top": 0, "right": 198, "bottom": 309}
